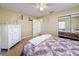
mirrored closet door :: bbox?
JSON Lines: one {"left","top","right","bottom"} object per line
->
{"left": 58, "top": 13, "right": 79, "bottom": 40}
{"left": 71, "top": 13, "right": 79, "bottom": 40}
{"left": 58, "top": 15, "right": 71, "bottom": 38}
{"left": 58, "top": 15, "right": 71, "bottom": 32}
{"left": 0, "top": 28, "right": 1, "bottom": 53}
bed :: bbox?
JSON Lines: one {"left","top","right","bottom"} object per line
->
{"left": 22, "top": 34, "right": 79, "bottom": 56}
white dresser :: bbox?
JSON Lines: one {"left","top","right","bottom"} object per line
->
{"left": 1, "top": 25, "right": 21, "bottom": 51}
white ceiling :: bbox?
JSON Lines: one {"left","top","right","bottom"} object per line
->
{"left": 0, "top": 3, "right": 79, "bottom": 17}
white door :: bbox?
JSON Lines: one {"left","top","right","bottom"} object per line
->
{"left": 0, "top": 26, "right": 1, "bottom": 52}
{"left": 33, "top": 20, "right": 42, "bottom": 36}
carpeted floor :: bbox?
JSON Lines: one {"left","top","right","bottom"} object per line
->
{"left": 0, "top": 37, "right": 32, "bottom": 56}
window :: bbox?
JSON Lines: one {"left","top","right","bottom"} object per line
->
{"left": 59, "top": 21, "right": 65, "bottom": 30}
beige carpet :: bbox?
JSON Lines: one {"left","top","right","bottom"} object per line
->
{"left": 0, "top": 37, "right": 32, "bottom": 56}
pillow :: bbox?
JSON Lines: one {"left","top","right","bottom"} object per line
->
{"left": 29, "top": 34, "right": 52, "bottom": 46}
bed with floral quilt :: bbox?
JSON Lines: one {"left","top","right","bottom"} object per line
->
{"left": 22, "top": 34, "right": 79, "bottom": 56}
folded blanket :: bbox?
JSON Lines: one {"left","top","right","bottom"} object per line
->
{"left": 29, "top": 34, "right": 52, "bottom": 46}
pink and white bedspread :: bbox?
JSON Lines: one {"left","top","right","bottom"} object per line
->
{"left": 22, "top": 36, "right": 79, "bottom": 56}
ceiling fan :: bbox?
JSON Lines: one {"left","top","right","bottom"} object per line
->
{"left": 35, "top": 3, "right": 48, "bottom": 11}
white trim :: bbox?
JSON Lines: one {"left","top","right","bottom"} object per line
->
{"left": 21, "top": 35, "right": 32, "bottom": 39}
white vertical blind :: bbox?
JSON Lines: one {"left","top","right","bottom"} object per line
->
{"left": 33, "top": 19, "right": 42, "bottom": 36}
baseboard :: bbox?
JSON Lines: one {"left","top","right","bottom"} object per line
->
{"left": 21, "top": 35, "right": 32, "bottom": 39}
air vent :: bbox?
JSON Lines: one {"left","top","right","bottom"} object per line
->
{"left": 28, "top": 17, "right": 33, "bottom": 21}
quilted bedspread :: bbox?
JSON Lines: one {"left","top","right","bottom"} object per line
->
{"left": 22, "top": 36, "right": 79, "bottom": 56}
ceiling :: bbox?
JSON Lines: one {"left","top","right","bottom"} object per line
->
{"left": 0, "top": 3, "right": 79, "bottom": 17}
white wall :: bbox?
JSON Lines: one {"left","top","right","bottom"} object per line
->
{"left": 0, "top": 7, "right": 32, "bottom": 39}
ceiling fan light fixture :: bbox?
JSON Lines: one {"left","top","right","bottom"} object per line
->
{"left": 36, "top": 3, "right": 47, "bottom": 11}
{"left": 40, "top": 6, "right": 44, "bottom": 11}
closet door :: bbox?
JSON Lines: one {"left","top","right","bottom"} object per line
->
{"left": 8, "top": 25, "right": 21, "bottom": 48}
{"left": 71, "top": 14, "right": 79, "bottom": 32}
{"left": 8, "top": 25, "right": 13, "bottom": 47}
{"left": 71, "top": 13, "right": 79, "bottom": 40}
{"left": 58, "top": 16, "right": 71, "bottom": 32}
{"left": 12, "top": 25, "right": 21, "bottom": 43}
{"left": 0, "top": 26, "right": 1, "bottom": 52}
{"left": 58, "top": 16, "right": 71, "bottom": 37}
